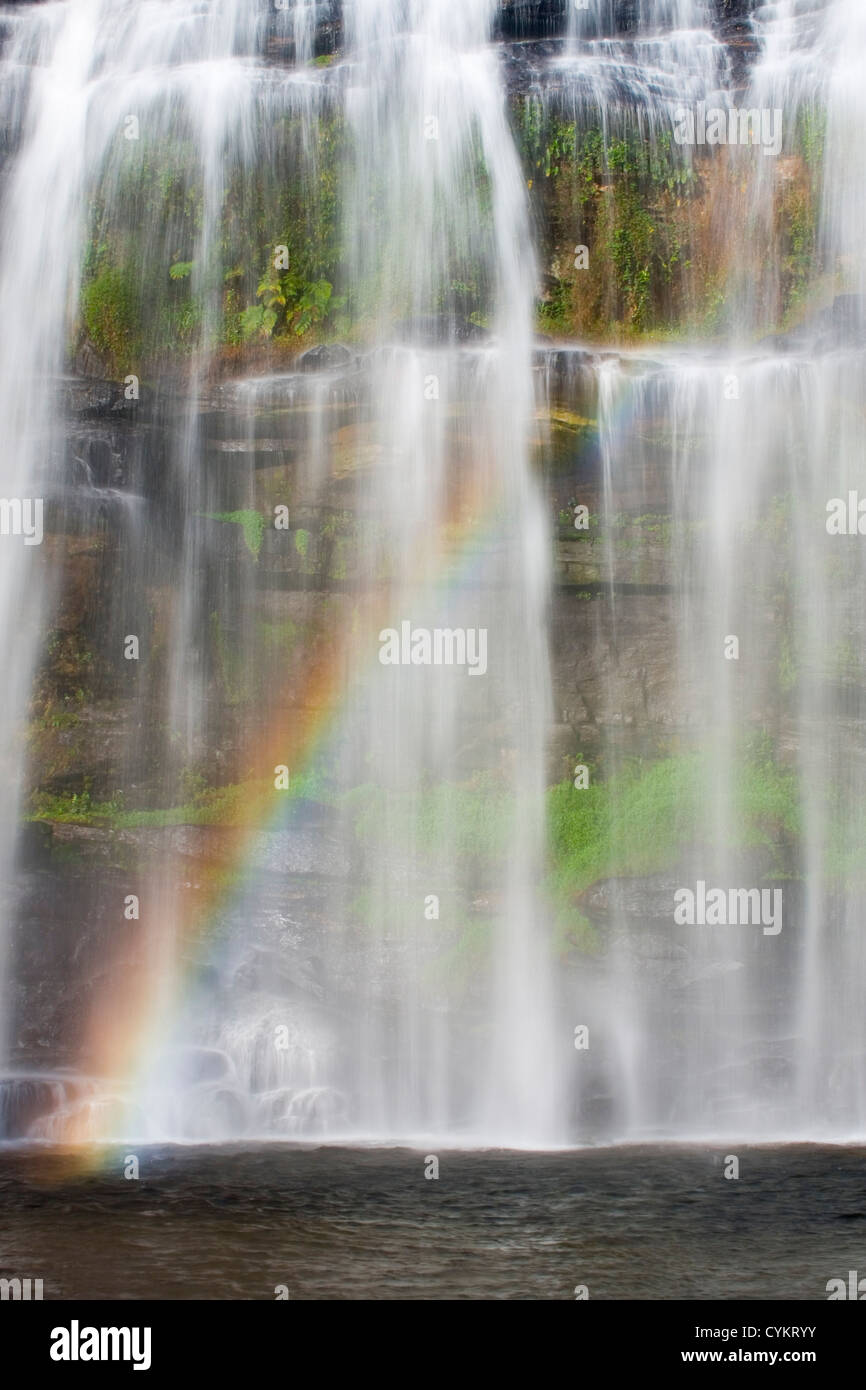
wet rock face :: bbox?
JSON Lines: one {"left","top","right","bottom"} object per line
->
{"left": 494, "top": 1, "right": 570, "bottom": 39}
{"left": 265, "top": 1, "right": 341, "bottom": 61}
{"left": 714, "top": 0, "right": 755, "bottom": 21}
{"left": 762, "top": 295, "right": 866, "bottom": 354}
{"left": 496, "top": 0, "right": 759, "bottom": 40}
{"left": 263, "top": 2, "right": 575, "bottom": 54}
{"left": 297, "top": 342, "right": 357, "bottom": 373}
{"left": 262, "top": 0, "right": 759, "bottom": 57}
{"left": 0, "top": 1075, "right": 89, "bottom": 1139}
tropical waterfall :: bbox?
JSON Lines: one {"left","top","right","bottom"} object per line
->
{"left": 0, "top": 0, "right": 864, "bottom": 1146}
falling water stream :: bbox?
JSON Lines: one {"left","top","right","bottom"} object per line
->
{"left": 0, "top": 0, "right": 864, "bottom": 1148}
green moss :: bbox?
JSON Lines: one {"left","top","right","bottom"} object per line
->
{"left": 549, "top": 747, "right": 800, "bottom": 903}
{"left": 346, "top": 746, "right": 802, "bottom": 916}
{"left": 33, "top": 695, "right": 82, "bottom": 731}
{"left": 77, "top": 107, "right": 351, "bottom": 363}
{"left": 342, "top": 749, "right": 799, "bottom": 958}
{"left": 538, "top": 275, "right": 574, "bottom": 335}
{"left": 204, "top": 509, "right": 265, "bottom": 558}
{"left": 777, "top": 166, "right": 819, "bottom": 322}
{"left": 29, "top": 746, "right": 844, "bottom": 963}
{"left": 27, "top": 771, "right": 337, "bottom": 829}
{"left": 117, "top": 782, "right": 252, "bottom": 827}
{"left": 81, "top": 265, "right": 141, "bottom": 366}
{"left": 797, "top": 104, "right": 826, "bottom": 172}
{"left": 28, "top": 786, "right": 125, "bottom": 825}
{"left": 73, "top": 87, "right": 835, "bottom": 361}
{"left": 520, "top": 111, "right": 702, "bottom": 338}
{"left": 607, "top": 141, "right": 659, "bottom": 330}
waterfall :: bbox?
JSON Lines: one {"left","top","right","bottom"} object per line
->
{"left": 321, "top": 0, "right": 561, "bottom": 1141}
{"left": 0, "top": 0, "right": 562, "bottom": 1146}
{"left": 550, "top": 0, "right": 866, "bottom": 1138}
{"left": 0, "top": 0, "right": 865, "bottom": 1148}
{"left": 0, "top": 0, "right": 331, "bottom": 1120}
{"left": 0, "top": 0, "right": 109, "bottom": 1064}
{"left": 564, "top": 0, "right": 727, "bottom": 127}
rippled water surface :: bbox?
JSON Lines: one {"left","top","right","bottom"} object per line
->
{"left": 1, "top": 1144, "right": 863, "bottom": 1299}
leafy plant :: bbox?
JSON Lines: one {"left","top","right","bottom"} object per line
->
{"left": 239, "top": 303, "right": 278, "bottom": 340}
{"left": 290, "top": 278, "right": 343, "bottom": 335}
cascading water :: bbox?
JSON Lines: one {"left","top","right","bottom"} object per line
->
{"left": 0, "top": 0, "right": 333, "bottom": 1129}
{"left": 0, "top": 0, "right": 563, "bottom": 1147}
{"left": 132, "top": 0, "right": 563, "bottom": 1145}
{"left": 0, "top": 0, "right": 865, "bottom": 1150}
{"left": 549, "top": 0, "right": 866, "bottom": 1137}
{"left": 563, "top": 0, "right": 728, "bottom": 129}
{"left": 321, "top": 0, "right": 560, "bottom": 1142}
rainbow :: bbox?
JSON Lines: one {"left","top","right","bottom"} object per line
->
{"left": 50, "top": 414, "right": 526, "bottom": 1163}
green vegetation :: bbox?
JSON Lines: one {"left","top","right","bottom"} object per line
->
{"left": 30, "top": 743, "right": 803, "bottom": 864}
{"left": 73, "top": 91, "right": 835, "bottom": 366}
{"left": 81, "top": 264, "right": 141, "bottom": 363}
{"left": 77, "top": 110, "right": 349, "bottom": 369}
{"left": 797, "top": 104, "right": 826, "bottom": 173}
{"left": 515, "top": 99, "right": 833, "bottom": 341}
{"left": 27, "top": 768, "right": 334, "bottom": 829}
{"left": 519, "top": 112, "right": 700, "bottom": 338}
{"left": 547, "top": 744, "right": 800, "bottom": 948}
{"left": 36, "top": 737, "right": 866, "bottom": 956}
{"left": 549, "top": 745, "right": 799, "bottom": 897}
{"left": 780, "top": 181, "right": 819, "bottom": 320}
{"left": 204, "top": 510, "right": 265, "bottom": 558}
{"left": 343, "top": 744, "right": 803, "bottom": 956}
